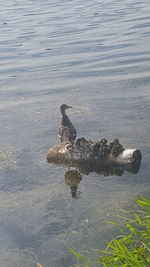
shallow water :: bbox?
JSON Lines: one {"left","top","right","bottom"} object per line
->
{"left": 0, "top": 0, "right": 150, "bottom": 266}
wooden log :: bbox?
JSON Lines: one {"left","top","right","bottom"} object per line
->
{"left": 46, "top": 139, "right": 142, "bottom": 175}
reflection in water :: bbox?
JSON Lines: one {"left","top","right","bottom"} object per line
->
{"left": 64, "top": 150, "right": 141, "bottom": 198}
{"left": 47, "top": 139, "right": 142, "bottom": 198}
{"left": 65, "top": 170, "right": 82, "bottom": 199}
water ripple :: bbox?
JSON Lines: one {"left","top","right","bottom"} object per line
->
{"left": 0, "top": 0, "right": 150, "bottom": 81}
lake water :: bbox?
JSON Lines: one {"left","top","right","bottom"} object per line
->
{"left": 0, "top": 0, "right": 150, "bottom": 266}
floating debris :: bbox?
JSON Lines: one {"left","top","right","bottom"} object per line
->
{"left": 47, "top": 137, "right": 142, "bottom": 174}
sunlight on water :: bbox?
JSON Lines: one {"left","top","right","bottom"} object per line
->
{"left": 0, "top": 0, "right": 150, "bottom": 266}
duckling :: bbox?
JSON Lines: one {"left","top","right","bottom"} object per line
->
{"left": 111, "top": 138, "right": 124, "bottom": 157}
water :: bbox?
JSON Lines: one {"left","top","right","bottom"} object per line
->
{"left": 0, "top": 0, "right": 150, "bottom": 266}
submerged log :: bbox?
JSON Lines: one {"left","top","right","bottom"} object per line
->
{"left": 46, "top": 138, "right": 142, "bottom": 175}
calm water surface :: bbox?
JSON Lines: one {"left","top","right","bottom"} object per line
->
{"left": 0, "top": 0, "right": 150, "bottom": 266}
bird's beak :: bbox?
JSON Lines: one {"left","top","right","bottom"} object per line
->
{"left": 67, "top": 106, "right": 72, "bottom": 108}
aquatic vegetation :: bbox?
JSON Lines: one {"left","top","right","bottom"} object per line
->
{"left": 69, "top": 195, "right": 150, "bottom": 266}
{"left": 0, "top": 148, "right": 18, "bottom": 171}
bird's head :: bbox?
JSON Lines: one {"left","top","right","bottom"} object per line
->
{"left": 60, "top": 104, "right": 72, "bottom": 112}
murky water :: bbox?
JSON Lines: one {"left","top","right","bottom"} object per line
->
{"left": 0, "top": 0, "right": 150, "bottom": 266}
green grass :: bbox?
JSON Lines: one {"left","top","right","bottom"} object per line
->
{"left": 69, "top": 195, "right": 150, "bottom": 267}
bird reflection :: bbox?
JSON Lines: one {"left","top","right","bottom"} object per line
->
{"left": 65, "top": 170, "right": 82, "bottom": 199}
{"left": 64, "top": 165, "right": 124, "bottom": 199}
{"left": 63, "top": 159, "right": 141, "bottom": 199}
{"left": 48, "top": 150, "right": 141, "bottom": 199}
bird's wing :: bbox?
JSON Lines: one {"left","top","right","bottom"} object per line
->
{"left": 58, "top": 124, "right": 71, "bottom": 143}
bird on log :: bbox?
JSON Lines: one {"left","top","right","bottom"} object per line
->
{"left": 58, "top": 104, "right": 77, "bottom": 144}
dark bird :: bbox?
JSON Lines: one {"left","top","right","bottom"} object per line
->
{"left": 93, "top": 138, "right": 109, "bottom": 158}
{"left": 75, "top": 137, "right": 88, "bottom": 150}
{"left": 110, "top": 138, "right": 124, "bottom": 157}
{"left": 58, "top": 104, "right": 76, "bottom": 144}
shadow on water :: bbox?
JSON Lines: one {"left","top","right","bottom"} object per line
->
{"left": 47, "top": 135, "right": 142, "bottom": 199}
{"left": 54, "top": 150, "right": 142, "bottom": 199}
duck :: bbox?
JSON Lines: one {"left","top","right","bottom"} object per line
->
{"left": 58, "top": 104, "right": 77, "bottom": 144}
{"left": 110, "top": 138, "right": 124, "bottom": 157}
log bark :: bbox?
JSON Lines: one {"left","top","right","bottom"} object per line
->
{"left": 46, "top": 141, "right": 142, "bottom": 175}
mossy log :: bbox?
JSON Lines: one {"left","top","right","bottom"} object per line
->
{"left": 46, "top": 138, "right": 142, "bottom": 175}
